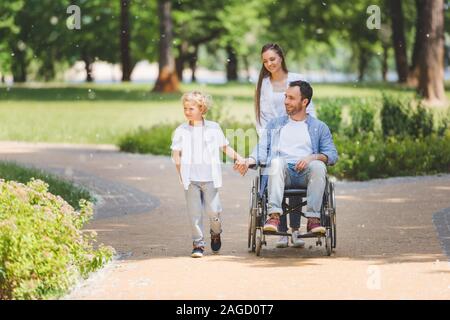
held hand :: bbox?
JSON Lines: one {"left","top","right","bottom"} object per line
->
{"left": 233, "top": 158, "right": 253, "bottom": 176}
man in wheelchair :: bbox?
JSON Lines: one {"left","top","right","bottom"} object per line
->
{"left": 235, "top": 80, "right": 338, "bottom": 242}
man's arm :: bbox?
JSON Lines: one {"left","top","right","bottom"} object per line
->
{"left": 318, "top": 124, "right": 338, "bottom": 166}
{"left": 294, "top": 153, "right": 328, "bottom": 171}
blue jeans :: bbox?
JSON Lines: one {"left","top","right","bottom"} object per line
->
{"left": 267, "top": 158, "right": 327, "bottom": 219}
{"left": 184, "top": 181, "right": 222, "bottom": 247}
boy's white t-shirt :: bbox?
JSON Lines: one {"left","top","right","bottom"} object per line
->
{"left": 170, "top": 120, "right": 229, "bottom": 190}
{"left": 278, "top": 118, "right": 313, "bottom": 163}
{"left": 189, "top": 125, "right": 213, "bottom": 182}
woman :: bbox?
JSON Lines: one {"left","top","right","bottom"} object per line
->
{"left": 254, "top": 43, "right": 316, "bottom": 249}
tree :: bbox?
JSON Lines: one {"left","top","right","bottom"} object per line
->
{"left": 153, "top": 0, "right": 179, "bottom": 92}
{"left": 389, "top": 0, "right": 409, "bottom": 83}
{"left": 172, "top": 0, "right": 226, "bottom": 82}
{"left": 417, "top": 0, "right": 446, "bottom": 103}
{"left": 408, "top": 0, "right": 426, "bottom": 86}
{"left": 0, "top": 1, "right": 27, "bottom": 82}
{"left": 120, "top": 0, "right": 132, "bottom": 81}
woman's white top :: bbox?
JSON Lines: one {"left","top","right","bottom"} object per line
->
{"left": 257, "top": 72, "right": 316, "bottom": 135}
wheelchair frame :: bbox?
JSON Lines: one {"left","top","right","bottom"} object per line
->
{"left": 248, "top": 165, "right": 337, "bottom": 256}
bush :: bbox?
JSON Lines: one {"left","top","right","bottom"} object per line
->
{"left": 118, "top": 123, "right": 178, "bottom": 156}
{"left": 0, "top": 161, "right": 94, "bottom": 210}
{"left": 345, "top": 102, "right": 377, "bottom": 137}
{"left": 317, "top": 99, "right": 342, "bottom": 134}
{"left": 0, "top": 179, "right": 114, "bottom": 300}
{"left": 329, "top": 132, "right": 450, "bottom": 180}
{"left": 381, "top": 94, "right": 436, "bottom": 138}
{"left": 118, "top": 119, "right": 257, "bottom": 158}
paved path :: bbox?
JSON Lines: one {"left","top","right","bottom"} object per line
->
{"left": 1, "top": 141, "right": 449, "bottom": 299}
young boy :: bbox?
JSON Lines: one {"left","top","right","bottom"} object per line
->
{"left": 171, "top": 91, "right": 244, "bottom": 258}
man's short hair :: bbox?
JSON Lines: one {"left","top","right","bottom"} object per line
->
{"left": 289, "top": 80, "right": 313, "bottom": 107}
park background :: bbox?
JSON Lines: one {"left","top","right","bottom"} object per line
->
{"left": 0, "top": 0, "right": 450, "bottom": 300}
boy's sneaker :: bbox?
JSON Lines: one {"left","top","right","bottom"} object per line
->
{"left": 291, "top": 230, "right": 306, "bottom": 248}
{"left": 191, "top": 246, "right": 204, "bottom": 258}
{"left": 263, "top": 216, "right": 280, "bottom": 232}
{"left": 276, "top": 236, "right": 289, "bottom": 248}
{"left": 307, "top": 218, "right": 326, "bottom": 234}
{"left": 211, "top": 233, "right": 221, "bottom": 253}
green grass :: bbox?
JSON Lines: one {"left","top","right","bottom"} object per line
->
{"left": 0, "top": 161, "right": 94, "bottom": 210}
{"left": 0, "top": 82, "right": 448, "bottom": 144}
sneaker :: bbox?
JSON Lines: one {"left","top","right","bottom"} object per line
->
{"left": 275, "top": 236, "right": 289, "bottom": 248}
{"left": 211, "top": 233, "right": 221, "bottom": 253}
{"left": 191, "top": 246, "right": 204, "bottom": 258}
{"left": 291, "top": 230, "right": 306, "bottom": 248}
{"left": 307, "top": 218, "right": 326, "bottom": 234}
{"left": 263, "top": 216, "right": 280, "bottom": 232}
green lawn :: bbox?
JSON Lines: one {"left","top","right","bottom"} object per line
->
{"left": 0, "top": 82, "right": 447, "bottom": 144}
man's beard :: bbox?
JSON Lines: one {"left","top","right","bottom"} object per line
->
{"left": 286, "top": 104, "right": 304, "bottom": 116}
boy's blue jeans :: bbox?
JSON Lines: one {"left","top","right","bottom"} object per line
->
{"left": 184, "top": 181, "right": 222, "bottom": 247}
{"left": 267, "top": 157, "right": 327, "bottom": 219}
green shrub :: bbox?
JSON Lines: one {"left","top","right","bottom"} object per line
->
{"left": 381, "top": 94, "right": 437, "bottom": 139}
{"left": 345, "top": 102, "right": 377, "bottom": 137}
{"left": 329, "top": 132, "right": 450, "bottom": 180}
{"left": 0, "top": 179, "right": 114, "bottom": 300}
{"left": 0, "top": 161, "right": 93, "bottom": 210}
{"left": 381, "top": 93, "right": 412, "bottom": 137}
{"left": 118, "top": 123, "right": 178, "bottom": 156}
{"left": 317, "top": 100, "right": 342, "bottom": 134}
{"left": 118, "top": 118, "right": 257, "bottom": 158}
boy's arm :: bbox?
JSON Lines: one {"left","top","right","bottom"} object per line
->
{"left": 221, "top": 145, "right": 244, "bottom": 163}
{"left": 171, "top": 150, "right": 183, "bottom": 184}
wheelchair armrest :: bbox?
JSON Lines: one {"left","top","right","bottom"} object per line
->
{"left": 248, "top": 163, "right": 267, "bottom": 170}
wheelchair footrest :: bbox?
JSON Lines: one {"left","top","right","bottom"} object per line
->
{"left": 296, "top": 232, "right": 325, "bottom": 239}
{"left": 263, "top": 231, "right": 291, "bottom": 237}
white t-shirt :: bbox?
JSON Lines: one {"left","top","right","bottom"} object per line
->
{"left": 278, "top": 118, "right": 313, "bottom": 163}
{"left": 170, "top": 120, "right": 229, "bottom": 190}
{"left": 189, "top": 125, "right": 213, "bottom": 182}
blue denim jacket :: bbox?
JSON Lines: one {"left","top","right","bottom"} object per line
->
{"left": 250, "top": 115, "right": 338, "bottom": 194}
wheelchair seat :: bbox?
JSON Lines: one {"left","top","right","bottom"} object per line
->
{"left": 283, "top": 188, "right": 307, "bottom": 197}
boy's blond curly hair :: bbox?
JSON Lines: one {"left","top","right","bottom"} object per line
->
{"left": 181, "top": 91, "right": 213, "bottom": 115}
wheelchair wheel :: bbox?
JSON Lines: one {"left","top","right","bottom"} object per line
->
{"left": 329, "top": 181, "right": 337, "bottom": 249}
{"left": 325, "top": 227, "right": 333, "bottom": 256}
{"left": 248, "top": 176, "right": 258, "bottom": 252}
{"left": 255, "top": 228, "right": 262, "bottom": 256}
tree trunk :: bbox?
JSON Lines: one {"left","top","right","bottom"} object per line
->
{"left": 357, "top": 48, "right": 368, "bottom": 82}
{"left": 382, "top": 45, "right": 389, "bottom": 82}
{"left": 11, "top": 48, "right": 27, "bottom": 83}
{"left": 152, "top": 0, "right": 179, "bottom": 92}
{"left": 417, "top": 0, "right": 446, "bottom": 104}
{"left": 226, "top": 45, "right": 238, "bottom": 81}
{"left": 175, "top": 40, "right": 188, "bottom": 81}
{"left": 243, "top": 55, "right": 251, "bottom": 82}
{"left": 120, "top": 0, "right": 132, "bottom": 81}
{"left": 408, "top": 0, "right": 426, "bottom": 86}
{"left": 389, "top": 0, "right": 409, "bottom": 83}
{"left": 82, "top": 55, "right": 94, "bottom": 82}
{"left": 189, "top": 44, "right": 198, "bottom": 83}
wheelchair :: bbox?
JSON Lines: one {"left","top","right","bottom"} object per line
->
{"left": 248, "top": 164, "right": 336, "bottom": 256}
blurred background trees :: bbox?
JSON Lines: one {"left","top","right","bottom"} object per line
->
{"left": 0, "top": 0, "right": 448, "bottom": 104}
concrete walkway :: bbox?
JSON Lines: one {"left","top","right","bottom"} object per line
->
{"left": 1, "top": 141, "right": 449, "bottom": 299}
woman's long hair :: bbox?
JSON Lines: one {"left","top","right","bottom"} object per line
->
{"left": 255, "top": 43, "right": 288, "bottom": 125}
